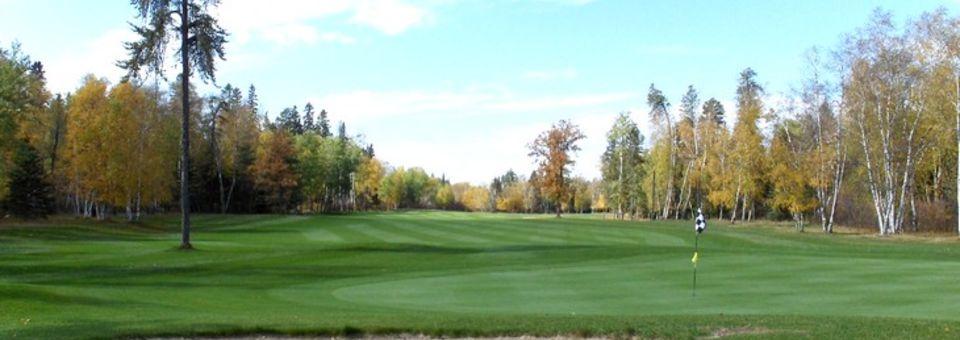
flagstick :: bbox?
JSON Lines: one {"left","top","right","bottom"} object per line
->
{"left": 692, "top": 232, "right": 699, "bottom": 297}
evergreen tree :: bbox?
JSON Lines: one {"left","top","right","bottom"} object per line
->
{"left": 247, "top": 85, "right": 259, "bottom": 116}
{"left": 701, "top": 98, "right": 726, "bottom": 126}
{"left": 679, "top": 85, "right": 700, "bottom": 124}
{"left": 318, "top": 109, "right": 331, "bottom": 137}
{"left": 601, "top": 112, "right": 645, "bottom": 219}
{"left": 120, "top": 0, "right": 228, "bottom": 249}
{"left": 277, "top": 106, "right": 303, "bottom": 134}
{"left": 337, "top": 121, "right": 347, "bottom": 141}
{"left": 303, "top": 102, "right": 316, "bottom": 132}
{"left": 4, "top": 140, "right": 53, "bottom": 218}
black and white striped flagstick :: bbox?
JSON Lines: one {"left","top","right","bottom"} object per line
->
{"left": 693, "top": 209, "right": 706, "bottom": 297}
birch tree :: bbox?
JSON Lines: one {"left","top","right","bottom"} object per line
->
{"left": 647, "top": 84, "right": 675, "bottom": 219}
{"left": 909, "top": 8, "right": 960, "bottom": 235}
{"left": 841, "top": 10, "right": 934, "bottom": 235}
{"left": 676, "top": 85, "right": 701, "bottom": 217}
{"left": 800, "top": 49, "right": 846, "bottom": 233}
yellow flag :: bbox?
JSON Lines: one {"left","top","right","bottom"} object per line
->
{"left": 691, "top": 252, "right": 699, "bottom": 264}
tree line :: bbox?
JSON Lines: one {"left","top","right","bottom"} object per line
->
{"left": 0, "top": 45, "right": 596, "bottom": 219}
{"left": 2, "top": 7, "right": 960, "bottom": 237}
{"left": 591, "top": 8, "right": 960, "bottom": 235}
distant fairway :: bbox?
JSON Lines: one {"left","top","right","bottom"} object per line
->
{"left": 2, "top": 212, "right": 959, "bottom": 339}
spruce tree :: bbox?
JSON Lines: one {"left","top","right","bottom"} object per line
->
{"left": 277, "top": 106, "right": 303, "bottom": 135}
{"left": 303, "top": 102, "right": 316, "bottom": 133}
{"left": 4, "top": 141, "right": 53, "bottom": 218}
{"left": 318, "top": 109, "right": 331, "bottom": 137}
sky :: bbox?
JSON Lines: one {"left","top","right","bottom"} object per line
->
{"left": 1, "top": 0, "right": 957, "bottom": 185}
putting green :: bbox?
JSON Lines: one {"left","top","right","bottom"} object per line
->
{"left": 1, "top": 211, "right": 958, "bottom": 339}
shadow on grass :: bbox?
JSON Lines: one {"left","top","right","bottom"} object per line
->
{"left": 0, "top": 284, "right": 123, "bottom": 307}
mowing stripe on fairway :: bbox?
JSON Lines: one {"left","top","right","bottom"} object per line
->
{"left": 422, "top": 218, "right": 566, "bottom": 245}
{"left": 344, "top": 222, "right": 424, "bottom": 244}
{"left": 377, "top": 218, "right": 493, "bottom": 245}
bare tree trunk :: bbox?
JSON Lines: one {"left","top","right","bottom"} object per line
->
{"left": 741, "top": 198, "right": 748, "bottom": 221}
{"left": 179, "top": 1, "right": 192, "bottom": 249}
{"left": 224, "top": 174, "right": 236, "bottom": 213}
{"left": 856, "top": 102, "right": 887, "bottom": 235}
{"left": 556, "top": 172, "right": 564, "bottom": 218}
{"left": 825, "top": 105, "right": 847, "bottom": 234}
{"left": 135, "top": 190, "right": 142, "bottom": 221}
{"left": 213, "top": 121, "right": 225, "bottom": 214}
{"left": 125, "top": 200, "right": 132, "bottom": 222}
{"left": 910, "top": 193, "right": 918, "bottom": 232}
{"left": 730, "top": 173, "right": 742, "bottom": 224}
{"left": 662, "top": 121, "right": 676, "bottom": 220}
{"left": 675, "top": 161, "right": 692, "bottom": 219}
{"left": 651, "top": 168, "right": 657, "bottom": 220}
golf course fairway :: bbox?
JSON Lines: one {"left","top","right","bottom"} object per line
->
{"left": 1, "top": 211, "right": 959, "bottom": 339}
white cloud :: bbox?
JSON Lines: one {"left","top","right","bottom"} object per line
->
{"left": 44, "top": 28, "right": 137, "bottom": 93}
{"left": 315, "top": 90, "right": 496, "bottom": 123}
{"left": 215, "top": 0, "right": 429, "bottom": 46}
{"left": 351, "top": 0, "right": 430, "bottom": 36}
{"left": 260, "top": 23, "right": 321, "bottom": 45}
{"left": 320, "top": 32, "right": 358, "bottom": 45}
{"left": 522, "top": 68, "right": 578, "bottom": 80}
{"left": 258, "top": 24, "right": 355, "bottom": 46}
{"left": 309, "top": 87, "right": 638, "bottom": 184}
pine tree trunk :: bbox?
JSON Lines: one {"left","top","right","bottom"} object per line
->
{"left": 179, "top": 1, "right": 192, "bottom": 249}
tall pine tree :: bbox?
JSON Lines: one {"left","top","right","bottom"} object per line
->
{"left": 120, "top": 0, "right": 228, "bottom": 249}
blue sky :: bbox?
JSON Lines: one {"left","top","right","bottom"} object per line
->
{"left": 1, "top": 0, "right": 956, "bottom": 184}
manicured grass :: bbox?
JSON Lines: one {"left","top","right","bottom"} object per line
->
{"left": 1, "top": 211, "right": 959, "bottom": 339}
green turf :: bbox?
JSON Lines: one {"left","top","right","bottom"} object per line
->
{"left": 1, "top": 211, "right": 959, "bottom": 339}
